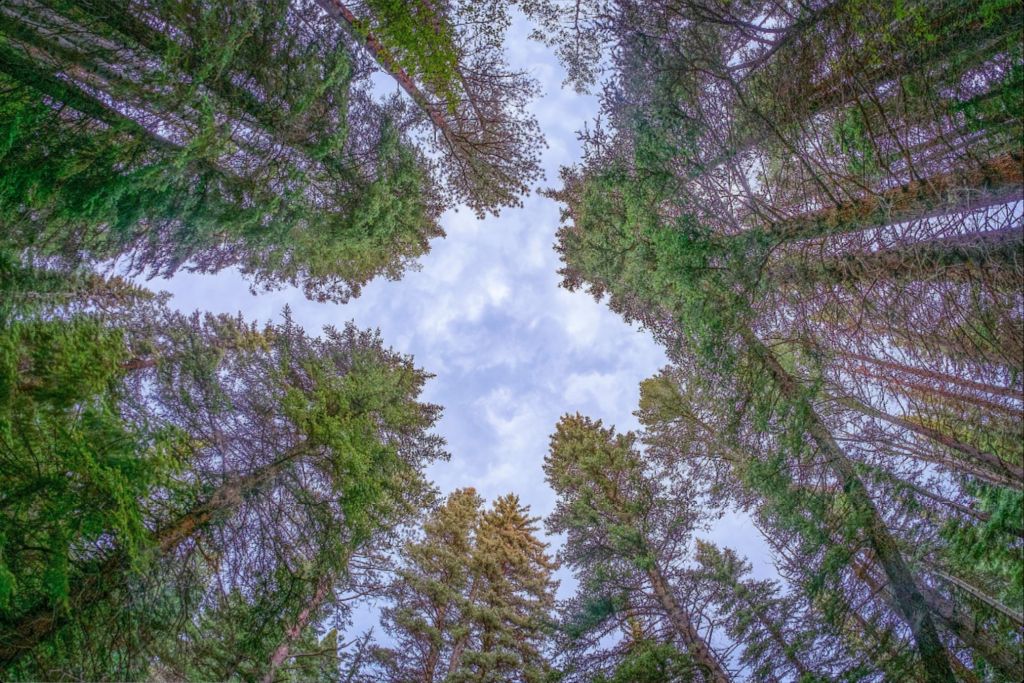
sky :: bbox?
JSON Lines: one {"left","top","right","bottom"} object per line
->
{"left": 146, "top": 16, "right": 772, "bottom": 606}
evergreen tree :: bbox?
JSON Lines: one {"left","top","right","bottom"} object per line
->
{"left": 3, "top": 0, "right": 437, "bottom": 302}
{"left": 546, "top": 414, "right": 731, "bottom": 682}
{"left": 369, "top": 488, "right": 558, "bottom": 683}
{"left": 538, "top": 2, "right": 1022, "bottom": 679}
{"left": 317, "top": 0, "right": 544, "bottom": 215}
{"left": 0, "top": 294, "right": 445, "bottom": 680}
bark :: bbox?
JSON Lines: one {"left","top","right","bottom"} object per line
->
{"left": 261, "top": 574, "right": 333, "bottom": 683}
{"left": 773, "top": 224, "right": 1024, "bottom": 288}
{"left": 764, "top": 153, "right": 1024, "bottom": 242}
{"left": 845, "top": 366, "right": 1023, "bottom": 419}
{"left": 314, "top": 0, "right": 452, "bottom": 138}
{"left": 748, "top": 598, "right": 812, "bottom": 677}
{"left": 838, "top": 396, "right": 1024, "bottom": 485}
{"left": 742, "top": 330, "right": 956, "bottom": 683}
{"left": 0, "top": 40, "right": 178, "bottom": 152}
{"left": 444, "top": 575, "right": 479, "bottom": 678}
{"left": 928, "top": 566, "right": 1024, "bottom": 628}
{"left": 835, "top": 351, "right": 1023, "bottom": 401}
{"left": 647, "top": 563, "right": 732, "bottom": 682}
{"left": 42, "top": 0, "right": 347, "bottom": 175}
{"left": 887, "top": 475, "right": 1024, "bottom": 539}
{"left": 703, "top": 0, "right": 1020, "bottom": 171}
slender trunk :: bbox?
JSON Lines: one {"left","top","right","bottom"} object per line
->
{"left": 835, "top": 351, "right": 1023, "bottom": 401}
{"left": 261, "top": 574, "right": 333, "bottom": 683}
{"left": 880, "top": 435, "right": 1019, "bottom": 489}
{"left": 763, "top": 153, "right": 1024, "bottom": 242}
{"left": 715, "top": 573, "right": 813, "bottom": 677}
{"left": 773, "top": 225, "right": 1024, "bottom": 288}
{"left": 922, "top": 584, "right": 1023, "bottom": 680}
{"left": 0, "top": 447, "right": 306, "bottom": 665}
{"left": 706, "top": 1, "right": 1019, "bottom": 173}
{"left": 838, "top": 395, "right": 1024, "bottom": 485}
{"left": 646, "top": 563, "right": 732, "bottom": 682}
{"left": 928, "top": 566, "right": 1024, "bottom": 628}
{"left": 36, "top": 0, "right": 347, "bottom": 177}
{"left": 0, "top": 41, "right": 176, "bottom": 152}
{"left": 844, "top": 366, "right": 1023, "bottom": 419}
{"left": 885, "top": 474, "right": 1024, "bottom": 539}
{"left": 742, "top": 330, "right": 956, "bottom": 683}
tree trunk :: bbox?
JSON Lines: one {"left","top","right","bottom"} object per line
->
{"left": 742, "top": 330, "right": 956, "bottom": 683}
{"left": 844, "top": 366, "right": 1023, "bottom": 419}
{"left": 838, "top": 395, "right": 1024, "bottom": 485}
{"left": 927, "top": 566, "right": 1024, "bottom": 628}
{"left": 261, "top": 574, "right": 333, "bottom": 683}
{"left": 835, "top": 351, "right": 1023, "bottom": 401}
{"left": 445, "top": 575, "right": 480, "bottom": 678}
{"left": 646, "top": 563, "right": 732, "bottom": 682}
{"left": 773, "top": 224, "right": 1024, "bottom": 288}
{"left": 852, "top": 558, "right": 1022, "bottom": 679}
{"left": 313, "top": 0, "right": 452, "bottom": 138}
{"left": 883, "top": 473, "right": 1024, "bottom": 539}
{"left": 764, "top": 152, "right": 1024, "bottom": 242}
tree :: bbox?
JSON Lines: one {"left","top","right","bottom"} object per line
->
{"left": 0, "top": 315, "right": 182, "bottom": 658}
{"left": 543, "top": 2, "right": 1021, "bottom": 678}
{"left": 0, "top": 294, "right": 445, "bottom": 680}
{"left": 546, "top": 414, "right": 732, "bottom": 682}
{"left": 0, "top": 0, "right": 445, "bottom": 302}
{"left": 368, "top": 488, "right": 558, "bottom": 683}
{"left": 316, "top": 0, "right": 545, "bottom": 216}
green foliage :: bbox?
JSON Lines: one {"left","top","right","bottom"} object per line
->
{"left": 359, "top": 0, "right": 462, "bottom": 113}
{"left": 592, "top": 640, "right": 695, "bottom": 683}
{"left": 0, "top": 0, "right": 442, "bottom": 302}
{"left": 0, "top": 315, "right": 180, "bottom": 622}
{"left": 372, "top": 489, "right": 557, "bottom": 682}
{"left": 832, "top": 108, "right": 880, "bottom": 178}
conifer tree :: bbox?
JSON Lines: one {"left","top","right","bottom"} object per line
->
{"left": 316, "top": 0, "right": 544, "bottom": 215}
{"left": 546, "top": 414, "right": 731, "bottom": 682}
{"left": 0, "top": 293, "right": 445, "bottom": 680}
{"left": 0, "top": 0, "right": 422, "bottom": 301}
{"left": 368, "top": 488, "right": 558, "bottom": 683}
{"left": 539, "top": 2, "right": 1021, "bottom": 680}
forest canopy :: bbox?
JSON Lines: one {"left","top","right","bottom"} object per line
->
{"left": 1, "top": 0, "right": 1021, "bottom": 681}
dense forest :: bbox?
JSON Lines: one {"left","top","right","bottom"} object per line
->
{"left": 0, "top": 0, "right": 1021, "bottom": 681}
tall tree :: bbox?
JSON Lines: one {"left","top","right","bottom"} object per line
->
{"left": 316, "top": 0, "right": 545, "bottom": 215}
{"left": 0, "top": 294, "right": 445, "bottom": 680}
{"left": 368, "top": 488, "right": 558, "bottom": 683}
{"left": 542, "top": 1, "right": 1021, "bottom": 679}
{"left": 0, "top": 0, "right": 447, "bottom": 302}
{"left": 546, "top": 414, "right": 732, "bottom": 682}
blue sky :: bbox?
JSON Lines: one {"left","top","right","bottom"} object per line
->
{"left": 147, "top": 17, "right": 772, "bottom": 602}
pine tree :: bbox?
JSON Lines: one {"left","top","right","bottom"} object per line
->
{"left": 0, "top": 294, "right": 445, "bottom": 680}
{"left": 546, "top": 414, "right": 731, "bottom": 682}
{"left": 369, "top": 489, "right": 558, "bottom": 683}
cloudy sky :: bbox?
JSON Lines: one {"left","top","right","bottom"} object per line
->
{"left": 148, "top": 16, "right": 771, "bottom": 600}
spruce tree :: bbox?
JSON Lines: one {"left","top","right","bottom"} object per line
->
{"left": 369, "top": 489, "right": 558, "bottom": 683}
{"left": 546, "top": 414, "right": 731, "bottom": 682}
{"left": 538, "top": 2, "right": 1022, "bottom": 679}
{"left": 0, "top": 294, "right": 445, "bottom": 680}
